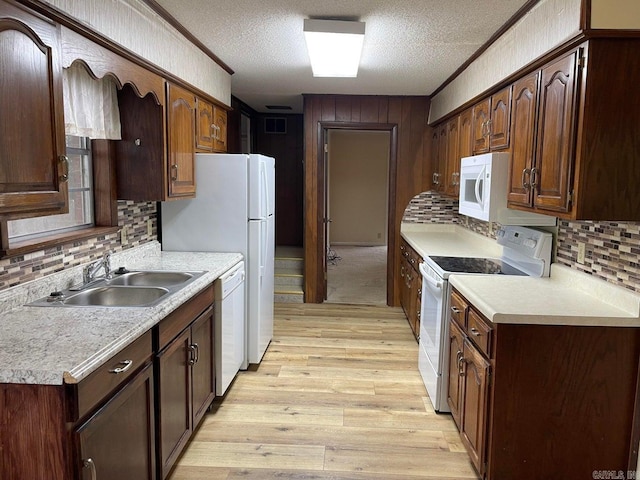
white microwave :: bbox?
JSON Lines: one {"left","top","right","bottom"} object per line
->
{"left": 458, "top": 152, "right": 556, "bottom": 226}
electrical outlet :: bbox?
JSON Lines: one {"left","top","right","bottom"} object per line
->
{"left": 577, "top": 242, "right": 586, "bottom": 264}
{"left": 489, "top": 222, "right": 494, "bottom": 235}
{"left": 121, "top": 226, "right": 128, "bottom": 245}
{"left": 147, "top": 219, "right": 153, "bottom": 237}
{"left": 377, "top": 232, "right": 381, "bottom": 239}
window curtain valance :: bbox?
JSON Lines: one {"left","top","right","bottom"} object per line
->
{"left": 63, "top": 62, "right": 122, "bottom": 140}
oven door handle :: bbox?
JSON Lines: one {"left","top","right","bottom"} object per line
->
{"left": 422, "top": 272, "right": 443, "bottom": 293}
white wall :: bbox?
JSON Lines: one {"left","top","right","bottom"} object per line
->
{"left": 328, "top": 130, "right": 390, "bottom": 246}
{"left": 591, "top": 0, "right": 640, "bottom": 29}
{"left": 46, "top": 0, "right": 231, "bottom": 104}
{"left": 429, "top": 0, "right": 581, "bottom": 122}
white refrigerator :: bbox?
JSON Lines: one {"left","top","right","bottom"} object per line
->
{"left": 161, "top": 153, "right": 275, "bottom": 367}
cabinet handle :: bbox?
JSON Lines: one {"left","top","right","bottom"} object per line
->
{"left": 59, "top": 155, "right": 70, "bottom": 183}
{"left": 400, "top": 265, "right": 405, "bottom": 278}
{"left": 109, "top": 359, "right": 133, "bottom": 374}
{"left": 83, "top": 458, "right": 97, "bottom": 480}
{"left": 521, "top": 168, "right": 531, "bottom": 190}
{"left": 530, "top": 167, "right": 538, "bottom": 188}
{"left": 211, "top": 123, "right": 215, "bottom": 139}
{"left": 470, "top": 327, "right": 482, "bottom": 337}
{"left": 486, "top": 119, "right": 492, "bottom": 137}
{"left": 171, "top": 164, "right": 178, "bottom": 181}
{"left": 188, "top": 344, "right": 197, "bottom": 366}
{"left": 451, "top": 306, "right": 461, "bottom": 315}
{"left": 457, "top": 351, "right": 465, "bottom": 376}
{"left": 193, "top": 343, "right": 200, "bottom": 364}
{"left": 410, "top": 258, "right": 415, "bottom": 265}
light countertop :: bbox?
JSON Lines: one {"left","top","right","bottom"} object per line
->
{"left": 0, "top": 242, "right": 242, "bottom": 385}
{"left": 401, "top": 222, "right": 640, "bottom": 328}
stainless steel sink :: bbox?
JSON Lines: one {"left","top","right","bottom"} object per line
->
{"left": 109, "top": 271, "right": 195, "bottom": 287}
{"left": 63, "top": 285, "right": 170, "bottom": 307}
{"left": 28, "top": 269, "right": 207, "bottom": 308}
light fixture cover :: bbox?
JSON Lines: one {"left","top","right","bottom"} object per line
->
{"left": 303, "top": 19, "right": 365, "bottom": 77}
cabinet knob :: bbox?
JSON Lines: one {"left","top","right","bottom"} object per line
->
{"left": 83, "top": 458, "right": 97, "bottom": 480}
{"left": 134, "top": 138, "right": 142, "bottom": 146}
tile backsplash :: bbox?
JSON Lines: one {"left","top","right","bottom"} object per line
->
{"left": 403, "top": 191, "right": 640, "bottom": 293}
{"left": 0, "top": 201, "right": 157, "bottom": 290}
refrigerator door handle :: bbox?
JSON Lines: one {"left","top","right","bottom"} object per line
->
{"left": 260, "top": 219, "right": 266, "bottom": 279}
{"left": 261, "top": 161, "right": 269, "bottom": 219}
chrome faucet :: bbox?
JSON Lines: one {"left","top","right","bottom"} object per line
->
{"left": 82, "top": 251, "right": 112, "bottom": 285}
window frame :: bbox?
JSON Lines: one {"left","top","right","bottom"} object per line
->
{"left": 0, "top": 138, "right": 119, "bottom": 259}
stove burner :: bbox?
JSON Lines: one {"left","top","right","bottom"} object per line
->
{"left": 428, "top": 256, "right": 528, "bottom": 276}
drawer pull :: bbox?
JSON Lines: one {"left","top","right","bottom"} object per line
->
{"left": 83, "top": 458, "right": 97, "bottom": 480}
{"left": 109, "top": 360, "right": 133, "bottom": 374}
{"left": 470, "top": 327, "right": 482, "bottom": 336}
{"left": 457, "top": 351, "right": 465, "bottom": 376}
{"left": 451, "top": 306, "right": 461, "bottom": 314}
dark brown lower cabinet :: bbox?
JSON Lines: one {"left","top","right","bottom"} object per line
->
{"left": 156, "top": 302, "right": 215, "bottom": 479}
{"left": 74, "top": 362, "right": 155, "bottom": 480}
{"left": 449, "top": 287, "right": 640, "bottom": 480}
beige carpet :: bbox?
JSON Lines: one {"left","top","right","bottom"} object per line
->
{"left": 326, "top": 245, "right": 387, "bottom": 306}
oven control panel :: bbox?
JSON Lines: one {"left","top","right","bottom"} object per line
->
{"left": 496, "top": 226, "right": 553, "bottom": 276}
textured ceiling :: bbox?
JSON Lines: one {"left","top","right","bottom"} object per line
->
{"left": 153, "top": 0, "right": 529, "bottom": 113}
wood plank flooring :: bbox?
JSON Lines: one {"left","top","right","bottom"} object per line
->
{"left": 169, "top": 303, "right": 479, "bottom": 480}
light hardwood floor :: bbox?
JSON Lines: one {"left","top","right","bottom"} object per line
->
{"left": 169, "top": 303, "right": 479, "bottom": 480}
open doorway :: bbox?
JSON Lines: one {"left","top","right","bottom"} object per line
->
{"left": 325, "top": 129, "right": 391, "bottom": 305}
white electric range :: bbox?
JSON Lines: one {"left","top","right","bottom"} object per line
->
{"left": 417, "top": 225, "right": 553, "bottom": 412}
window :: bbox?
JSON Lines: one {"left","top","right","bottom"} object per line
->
{"left": 7, "top": 136, "right": 94, "bottom": 242}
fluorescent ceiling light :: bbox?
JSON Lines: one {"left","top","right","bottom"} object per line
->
{"left": 303, "top": 19, "right": 365, "bottom": 78}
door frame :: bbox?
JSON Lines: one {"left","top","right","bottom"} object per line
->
{"left": 313, "top": 121, "right": 398, "bottom": 304}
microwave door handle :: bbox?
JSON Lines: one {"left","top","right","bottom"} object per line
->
{"left": 474, "top": 166, "right": 486, "bottom": 208}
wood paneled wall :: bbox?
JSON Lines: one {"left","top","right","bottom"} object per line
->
{"left": 303, "top": 95, "right": 431, "bottom": 305}
{"left": 255, "top": 114, "right": 304, "bottom": 247}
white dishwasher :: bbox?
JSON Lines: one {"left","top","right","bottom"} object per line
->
{"left": 215, "top": 261, "right": 246, "bottom": 396}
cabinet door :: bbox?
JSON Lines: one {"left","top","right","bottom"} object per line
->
{"left": 75, "top": 363, "right": 155, "bottom": 480}
{"left": 489, "top": 86, "right": 512, "bottom": 150}
{"left": 429, "top": 128, "right": 440, "bottom": 189}
{"left": 0, "top": 5, "right": 68, "bottom": 218}
{"left": 191, "top": 306, "right": 215, "bottom": 428}
{"left": 508, "top": 72, "right": 539, "bottom": 207}
{"left": 195, "top": 97, "right": 214, "bottom": 152}
{"left": 445, "top": 117, "right": 460, "bottom": 197}
{"left": 437, "top": 124, "right": 448, "bottom": 192}
{"left": 472, "top": 99, "right": 491, "bottom": 154}
{"left": 534, "top": 50, "right": 579, "bottom": 213}
{"left": 460, "top": 340, "right": 491, "bottom": 478}
{"left": 458, "top": 108, "right": 473, "bottom": 160}
{"left": 157, "top": 328, "right": 192, "bottom": 479}
{"left": 167, "top": 83, "right": 196, "bottom": 198}
{"left": 447, "top": 320, "right": 465, "bottom": 429}
{"left": 213, "top": 107, "right": 228, "bottom": 152}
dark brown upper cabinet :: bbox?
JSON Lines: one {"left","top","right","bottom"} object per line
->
{"left": 0, "top": 2, "right": 68, "bottom": 219}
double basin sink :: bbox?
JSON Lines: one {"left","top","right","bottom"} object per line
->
{"left": 30, "top": 270, "right": 206, "bottom": 308}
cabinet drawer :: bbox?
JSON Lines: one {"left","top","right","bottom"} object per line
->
{"left": 67, "top": 330, "right": 152, "bottom": 422}
{"left": 157, "top": 285, "right": 214, "bottom": 351}
{"left": 467, "top": 308, "right": 492, "bottom": 358}
{"left": 449, "top": 290, "right": 468, "bottom": 328}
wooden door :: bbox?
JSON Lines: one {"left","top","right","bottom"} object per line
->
{"left": 534, "top": 50, "right": 579, "bottom": 213}
{"left": 447, "top": 320, "right": 465, "bottom": 429}
{"left": 157, "top": 328, "right": 192, "bottom": 479}
{"left": 167, "top": 83, "right": 196, "bottom": 198}
{"left": 472, "top": 98, "right": 490, "bottom": 154}
{"left": 195, "top": 97, "right": 214, "bottom": 151}
{"left": 0, "top": 5, "right": 68, "bottom": 218}
{"left": 489, "top": 86, "right": 512, "bottom": 150}
{"left": 508, "top": 72, "right": 539, "bottom": 207}
{"left": 445, "top": 116, "right": 460, "bottom": 197}
{"left": 190, "top": 306, "right": 215, "bottom": 428}
{"left": 75, "top": 363, "right": 155, "bottom": 480}
{"left": 460, "top": 340, "right": 491, "bottom": 478}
